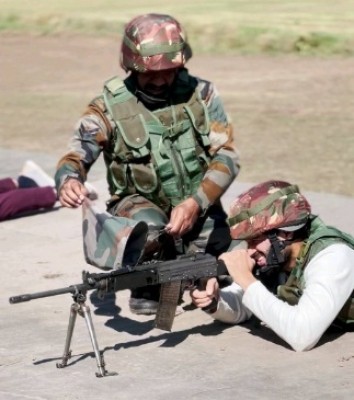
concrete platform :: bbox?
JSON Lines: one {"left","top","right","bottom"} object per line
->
{"left": 0, "top": 149, "right": 353, "bottom": 400}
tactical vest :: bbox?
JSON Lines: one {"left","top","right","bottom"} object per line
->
{"left": 277, "top": 216, "right": 354, "bottom": 329}
{"left": 102, "top": 76, "right": 211, "bottom": 211}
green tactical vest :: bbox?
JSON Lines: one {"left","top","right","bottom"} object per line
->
{"left": 102, "top": 75, "right": 211, "bottom": 211}
{"left": 277, "top": 216, "right": 354, "bottom": 328}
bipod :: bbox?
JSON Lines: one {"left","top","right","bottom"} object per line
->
{"left": 56, "top": 288, "right": 117, "bottom": 377}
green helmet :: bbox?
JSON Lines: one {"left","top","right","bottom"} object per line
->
{"left": 120, "top": 13, "right": 192, "bottom": 73}
{"left": 228, "top": 180, "right": 311, "bottom": 240}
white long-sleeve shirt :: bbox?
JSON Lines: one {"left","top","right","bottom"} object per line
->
{"left": 211, "top": 243, "right": 354, "bottom": 352}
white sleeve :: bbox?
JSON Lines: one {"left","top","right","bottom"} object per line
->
{"left": 210, "top": 282, "right": 253, "bottom": 324}
{"left": 242, "top": 244, "right": 354, "bottom": 352}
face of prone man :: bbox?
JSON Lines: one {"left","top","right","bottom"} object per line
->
{"left": 246, "top": 230, "right": 294, "bottom": 272}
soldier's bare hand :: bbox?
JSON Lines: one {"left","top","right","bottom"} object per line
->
{"left": 165, "top": 197, "right": 201, "bottom": 237}
{"left": 59, "top": 178, "right": 88, "bottom": 208}
{"left": 190, "top": 277, "right": 219, "bottom": 309}
{"left": 219, "top": 249, "right": 257, "bottom": 291}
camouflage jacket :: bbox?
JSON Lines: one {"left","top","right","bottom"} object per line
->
{"left": 55, "top": 68, "right": 240, "bottom": 212}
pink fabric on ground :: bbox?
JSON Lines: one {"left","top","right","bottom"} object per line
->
{"left": 0, "top": 178, "right": 17, "bottom": 194}
{"left": 0, "top": 179, "right": 57, "bottom": 221}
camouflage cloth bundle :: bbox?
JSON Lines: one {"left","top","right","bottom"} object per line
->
{"left": 82, "top": 198, "right": 148, "bottom": 269}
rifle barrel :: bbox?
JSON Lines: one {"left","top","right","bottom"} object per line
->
{"left": 9, "top": 254, "right": 228, "bottom": 305}
{"left": 9, "top": 284, "right": 88, "bottom": 304}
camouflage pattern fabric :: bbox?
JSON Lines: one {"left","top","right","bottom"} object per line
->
{"left": 108, "top": 194, "right": 230, "bottom": 259}
{"left": 109, "top": 194, "right": 169, "bottom": 225}
{"left": 82, "top": 198, "right": 148, "bottom": 269}
{"left": 108, "top": 194, "right": 170, "bottom": 260}
{"left": 55, "top": 69, "right": 240, "bottom": 214}
{"left": 120, "top": 13, "right": 192, "bottom": 72}
{"left": 228, "top": 180, "right": 311, "bottom": 240}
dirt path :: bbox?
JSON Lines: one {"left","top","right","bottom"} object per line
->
{"left": 1, "top": 34, "right": 354, "bottom": 196}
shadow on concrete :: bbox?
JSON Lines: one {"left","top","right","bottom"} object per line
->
{"left": 31, "top": 312, "right": 346, "bottom": 373}
{"left": 243, "top": 319, "right": 346, "bottom": 351}
{"left": 87, "top": 291, "right": 348, "bottom": 352}
{"left": 32, "top": 319, "right": 233, "bottom": 370}
{"left": 7, "top": 205, "right": 61, "bottom": 220}
{"left": 89, "top": 291, "right": 122, "bottom": 317}
{"left": 108, "top": 320, "right": 233, "bottom": 351}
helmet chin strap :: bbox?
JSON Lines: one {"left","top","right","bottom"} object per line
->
{"left": 260, "top": 231, "right": 290, "bottom": 273}
{"left": 253, "top": 231, "right": 291, "bottom": 293}
{"left": 135, "top": 89, "right": 170, "bottom": 108}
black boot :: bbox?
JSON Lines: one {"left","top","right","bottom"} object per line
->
{"left": 129, "top": 284, "right": 161, "bottom": 315}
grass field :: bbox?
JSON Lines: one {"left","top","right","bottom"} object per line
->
{"left": 1, "top": 0, "right": 354, "bottom": 54}
{"left": 1, "top": 2, "right": 354, "bottom": 197}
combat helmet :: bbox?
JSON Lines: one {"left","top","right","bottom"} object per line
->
{"left": 120, "top": 13, "right": 192, "bottom": 72}
{"left": 228, "top": 180, "right": 311, "bottom": 240}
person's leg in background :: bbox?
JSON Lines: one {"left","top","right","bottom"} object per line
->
{"left": 0, "top": 185, "right": 57, "bottom": 221}
{"left": 0, "top": 178, "right": 18, "bottom": 194}
{"left": 0, "top": 161, "right": 57, "bottom": 221}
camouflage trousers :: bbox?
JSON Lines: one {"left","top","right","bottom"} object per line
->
{"left": 107, "top": 194, "right": 231, "bottom": 261}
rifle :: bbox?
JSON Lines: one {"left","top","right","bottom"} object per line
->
{"left": 9, "top": 253, "right": 227, "bottom": 377}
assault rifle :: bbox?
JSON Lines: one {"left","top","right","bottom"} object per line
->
{"left": 9, "top": 253, "right": 227, "bottom": 377}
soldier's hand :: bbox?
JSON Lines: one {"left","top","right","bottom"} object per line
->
{"left": 165, "top": 197, "right": 201, "bottom": 237}
{"left": 190, "top": 277, "right": 219, "bottom": 309}
{"left": 219, "top": 249, "right": 257, "bottom": 291}
{"left": 59, "top": 178, "right": 88, "bottom": 208}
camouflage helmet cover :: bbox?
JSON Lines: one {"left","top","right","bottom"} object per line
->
{"left": 228, "top": 180, "right": 311, "bottom": 240}
{"left": 120, "top": 13, "right": 192, "bottom": 72}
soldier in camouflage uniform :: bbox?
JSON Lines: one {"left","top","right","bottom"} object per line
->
{"left": 55, "top": 14, "right": 240, "bottom": 315}
{"left": 191, "top": 180, "right": 354, "bottom": 351}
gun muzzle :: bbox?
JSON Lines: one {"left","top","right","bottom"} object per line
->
{"left": 9, "top": 294, "right": 32, "bottom": 304}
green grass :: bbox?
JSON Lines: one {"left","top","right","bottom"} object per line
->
{"left": 1, "top": 0, "right": 354, "bottom": 54}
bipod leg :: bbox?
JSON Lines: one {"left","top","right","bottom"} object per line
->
{"left": 56, "top": 302, "right": 79, "bottom": 369}
{"left": 81, "top": 302, "right": 118, "bottom": 377}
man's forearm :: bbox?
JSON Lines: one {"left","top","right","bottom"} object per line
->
{"left": 55, "top": 152, "right": 87, "bottom": 192}
{"left": 210, "top": 282, "right": 252, "bottom": 324}
{"left": 193, "top": 154, "right": 240, "bottom": 211}
{"left": 55, "top": 98, "right": 111, "bottom": 192}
